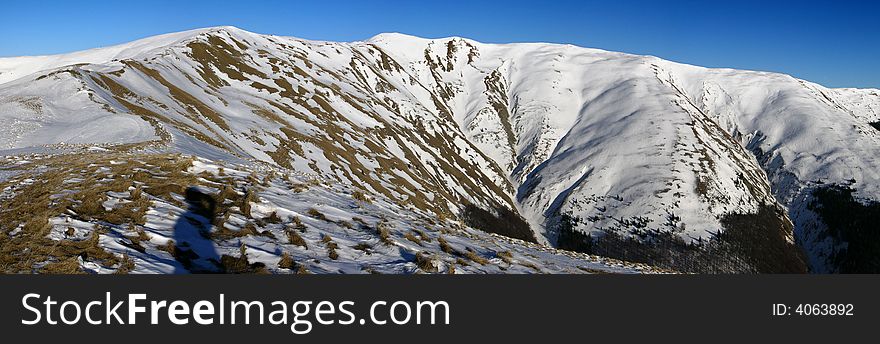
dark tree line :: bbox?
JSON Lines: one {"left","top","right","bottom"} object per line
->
{"left": 555, "top": 207, "right": 809, "bottom": 274}
{"left": 461, "top": 203, "right": 538, "bottom": 243}
{"left": 809, "top": 184, "right": 880, "bottom": 273}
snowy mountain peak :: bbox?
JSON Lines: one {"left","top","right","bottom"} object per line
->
{"left": 1, "top": 28, "right": 879, "bottom": 273}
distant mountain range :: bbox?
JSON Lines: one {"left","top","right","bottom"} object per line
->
{"left": 1, "top": 27, "right": 878, "bottom": 273}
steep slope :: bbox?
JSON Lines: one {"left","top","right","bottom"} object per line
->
{"left": 1, "top": 27, "right": 878, "bottom": 272}
{"left": 369, "top": 34, "right": 807, "bottom": 272}
{"left": 0, "top": 148, "right": 658, "bottom": 274}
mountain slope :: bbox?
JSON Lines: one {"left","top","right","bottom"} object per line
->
{"left": 1, "top": 27, "right": 878, "bottom": 272}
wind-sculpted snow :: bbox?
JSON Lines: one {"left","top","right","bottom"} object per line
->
{"left": 1, "top": 27, "right": 878, "bottom": 272}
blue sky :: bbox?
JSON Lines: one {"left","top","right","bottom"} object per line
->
{"left": 1, "top": 0, "right": 877, "bottom": 88}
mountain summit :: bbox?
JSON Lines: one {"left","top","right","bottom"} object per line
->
{"left": 1, "top": 27, "right": 878, "bottom": 273}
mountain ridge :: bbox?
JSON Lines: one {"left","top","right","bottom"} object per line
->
{"left": 2, "top": 27, "right": 879, "bottom": 273}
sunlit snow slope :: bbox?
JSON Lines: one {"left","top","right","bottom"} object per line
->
{"left": 2, "top": 27, "right": 878, "bottom": 272}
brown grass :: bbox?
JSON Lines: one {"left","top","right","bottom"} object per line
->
{"left": 496, "top": 250, "right": 513, "bottom": 264}
{"left": 404, "top": 231, "right": 423, "bottom": 246}
{"left": 240, "top": 189, "right": 256, "bottom": 218}
{"left": 263, "top": 211, "right": 283, "bottom": 224}
{"left": 352, "top": 190, "right": 371, "bottom": 203}
{"left": 352, "top": 242, "right": 372, "bottom": 255}
{"left": 437, "top": 236, "right": 454, "bottom": 254}
{"left": 289, "top": 216, "right": 307, "bottom": 232}
{"left": 286, "top": 230, "right": 308, "bottom": 249}
{"left": 322, "top": 234, "right": 339, "bottom": 260}
{"left": 307, "top": 208, "right": 329, "bottom": 222}
{"left": 41, "top": 256, "right": 84, "bottom": 274}
{"left": 414, "top": 228, "right": 431, "bottom": 242}
{"left": 220, "top": 244, "right": 268, "bottom": 274}
{"left": 464, "top": 248, "right": 489, "bottom": 265}
{"left": 114, "top": 255, "right": 136, "bottom": 274}
{"left": 278, "top": 252, "right": 296, "bottom": 269}
{"left": 415, "top": 252, "right": 437, "bottom": 272}
{"left": 376, "top": 220, "right": 393, "bottom": 245}
{"left": 520, "top": 261, "right": 542, "bottom": 273}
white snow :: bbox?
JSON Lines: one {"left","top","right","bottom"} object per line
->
{"left": 1, "top": 27, "right": 878, "bottom": 272}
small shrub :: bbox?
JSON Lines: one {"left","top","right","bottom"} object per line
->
{"left": 160, "top": 240, "right": 177, "bottom": 256}
{"left": 289, "top": 216, "right": 306, "bottom": 232}
{"left": 415, "top": 252, "right": 438, "bottom": 272}
{"left": 220, "top": 244, "right": 268, "bottom": 274}
{"left": 496, "top": 250, "right": 513, "bottom": 264}
{"left": 464, "top": 248, "right": 489, "bottom": 265}
{"left": 352, "top": 190, "right": 371, "bottom": 203}
{"left": 414, "top": 228, "right": 431, "bottom": 242}
{"left": 376, "top": 221, "right": 393, "bottom": 245}
{"left": 404, "top": 231, "right": 423, "bottom": 246}
{"left": 437, "top": 236, "right": 454, "bottom": 254}
{"left": 115, "top": 255, "right": 136, "bottom": 274}
{"left": 131, "top": 185, "right": 143, "bottom": 200}
{"left": 322, "top": 234, "right": 339, "bottom": 260}
{"left": 290, "top": 183, "right": 309, "bottom": 193}
{"left": 520, "top": 261, "right": 542, "bottom": 273}
{"left": 352, "top": 243, "right": 372, "bottom": 255}
{"left": 264, "top": 211, "right": 283, "bottom": 224}
{"left": 307, "top": 208, "right": 328, "bottom": 222}
{"left": 278, "top": 252, "right": 296, "bottom": 269}
{"left": 286, "top": 230, "right": 308, "bottom": 249}
{"left": 241, "top": 189, "right": 256, "bottom": 218}
{"left": 42, "top": 257, "right": 83, "bottom": 274}
{"left": 212, "top": 222, "right": 273, "bottom": 241}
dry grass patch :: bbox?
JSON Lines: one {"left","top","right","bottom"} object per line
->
{"left": 286, "top": 230, "right": 308, "bottom": 249}
{"left": 288, "top": 216, "right": 307, "bottom": 232}
{"left": 263, "top": 211, "right": 283, "bottom": 224}
{"left": 352, "top": 242, "right": 372, "bottom": 255}
{"left": 520, "top": 261, "right": 542, "bottom": 273}
{"left": 114, "top": 255, "right": 136, "bottom": 274}
{"left": 220, "top": 245, "right": 268, "bottom": 274}
{"left": 322, "top": 234, "right": 339, "bottom": 260}
{"left": 437, "top": 236, "right": 454, "bottom": 254}
{"left": 376, "top": 220, "right": 393, "bottom": 245}
{"left": 496, "top": 250, "right": 513, "bottom": 264}
{"left": 278, "top": 252, "right": 296, "bottom": 269}
{"left": 240, "top": 189, "right": 257, "bottom": 218}
{"left": 414, "top": 252, "right": 438, "bottom": 272}
{"left": 0, "top": 152, "right": 222, "bottom": 273}
{"left": 352, "top": 190, "right": 371, "bottom": 203}
{"left": 307, "top": 208, "right": 329, "bottom": 222}
{"left": 464, "top": 248, "right": 489, "bottom": 265}
{"left": 279, "top": 252, "right": 310, "bottom": 274}
{"left": 212, "top": 222, "right": 263, "bottom": 241}
{"left": 404, "top": 231, "right": 423, "bottom": 246}
{"left": 414, "top": 228, "right": 431, "bottom": 242}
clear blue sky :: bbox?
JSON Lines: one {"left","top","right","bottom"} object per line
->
{"left": 1, "top": 0, "right": 877, "bottom": 88}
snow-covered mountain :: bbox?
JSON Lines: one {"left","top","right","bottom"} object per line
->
{"left": 1, "top": 26, "right": 878, "bottom": 273}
